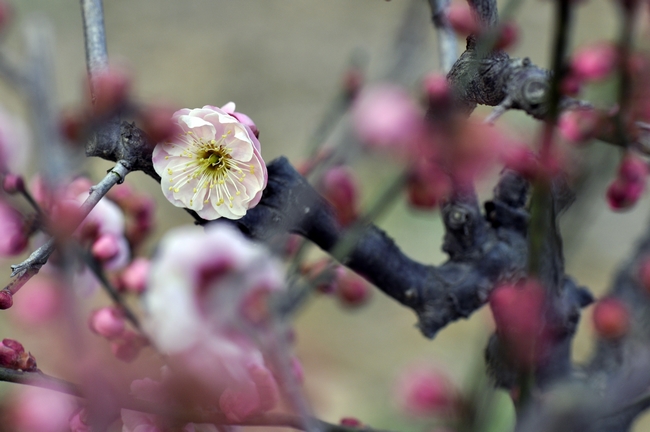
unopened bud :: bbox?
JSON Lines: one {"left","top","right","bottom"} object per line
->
{"left": 320, "top": 166, "right": 359, "bottom": 227}
{"left": 0, "top": 339, "right": 37, "bottom": 371}
{"left": 89, "top": 68, "right": 131, "bottom": 117}
{"left": 89, "top": 307, "right": 126, "bottom": 339}
{"left": 119, "top": 258, "right": 150, "bottom": 294}
{"left": 91, "top": 234, "right": 120, "bottom": 262}
{"left": 2, "top": 174, "right": 24, "bottom": 194}
{"left": 0, "top": 290, "right": 12, "bottom": 309}
{"left": 446, "top": 4, "right": 481, "bottom": 35}
{"left": 335, "top": 269, "right": 372, "bottom": 308}
{"left": 111, "top": 331, "right": 147, "bottom": 363}
{"left": 495, "top": 21, "right": 519, "bottom": 51}
{"left": 340, "top": 418, "right": 363, "bottom": 427}
{"left": 395, "top": 366, "right": 457, "bottom": 416}
{"left": 138, "top": 104, "right": 179, "bottom": 145}
{"left": 571, "top": 43, "right": 617, "bottom": 82}
{"left": 593, "top": 298, "right": 629, "bottom": 339}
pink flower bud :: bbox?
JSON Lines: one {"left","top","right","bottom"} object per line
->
{"left": 0, "top": 290, "right": 12, "bottom": 309}
{"left": 423, "top": 73, "right": 451, "bottom": 111}
{"left": 395, "top": 366, "right": 457, "bottom": 416}
{"left": 340, "top": 417, "right": 363, "bottom": 427}
{"left": 618, "top": 155, "right": 648, "bottom": 185}
{"left": 335, "top": 269, "right": 372, "bottom": 308}
{"left": 0, "top": 201, "right": 27, "bottom": 256}
{"left": 446, "top": 4, "right": 481, "bottom": 35}
{"left": 89, "top": 307, "right": 126, "bottom": 339}
{"left": 495, "top": 21, "right": 519, "bottom": 51}
{"left": 593, "top": 298, "right": 629, "bottom": 339}
{"left": 89, "top": 67, "right": 131, "bottom": 117}
{"left": 91, "top": 233, "right": 120, "bottom": 262}
{"left": 558, "top": 109, "right": 600, "bottom": 143}
{"left": 320, "top": 166, "right": 359, "bottom": 227}
{"left": 407, "top": 160, "right": 452, "bottom": 209}
{"left": 59, "top": 110, "right": 86, "bottom": 143}
{"left": 352, "top": 84, "right": 423, "bottom": 152}
{"left": 0, "top": 338, "right": 37, "bottom": 371}
{"left": 2, "top": 173, "right": 24, "bottom": 194}
{"left": 138, "top": 104, "right": 180, "bottom": 145}
{"left": 571, "top": 43, "right": 618, "bottom": 82}
{"left": 111, "top": 331, "right": 147, "bottom": 363}
{"left": 489, "top": 280, "right": 546, "bottom": 366}
{"left": 120, "top": 258, "right": 150, "bottom": 294}
{"left": 561, "top": 73, "right": 582, "bottom": 96}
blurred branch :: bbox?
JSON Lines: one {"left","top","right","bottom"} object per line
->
{"left": 2, "top": 162, "right": 130, "bottom": 301}
{"left": 428, "top": 0, "right": 457, "bottom": 73}
{"left": 0, "top": 366, "right": 394, "bottom": 432}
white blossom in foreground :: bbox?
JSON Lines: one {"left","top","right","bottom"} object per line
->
{"left": 143, "top": 224, "right": 285, "bottom": 421}
{"left": 152, "top": 105, "right": 267, "bottom": 220}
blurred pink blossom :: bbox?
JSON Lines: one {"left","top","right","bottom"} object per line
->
{"left": 352, "top": 84, "right": 424, "bottom": 152}
{"left": 143, "top": 224, "right": 284, "bottom": 421}
{"left": 10, "top": 274, "right": 63, "bottom": 325}
{"left": 395, "top": 365, "right": 458, "bottom": 417}
{"left": 119, "top": 257, "right": 150, "bottom": 294}
{"left": 9, "top": 387, "right": 76, "bottom": 432}
{"left": 88, "top": 306, "right": 126, "bottom": 339}
{"left": 0, "top": 201, "right": 27, "bottom": 256}
{"left": 152, "top": 105, "right": 267, "bottom": 220}
{"left": 558, "top": 109, "right": 600, "bottom": 143}
{"left": 570, "top": 43, "right": 618, "bottom": 82}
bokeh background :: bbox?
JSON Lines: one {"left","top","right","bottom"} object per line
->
{"left": 2, "top": 0, "right": 650, "bottom": 430}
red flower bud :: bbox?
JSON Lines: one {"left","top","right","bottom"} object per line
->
{"left": 446, "top": 4, "right": 481, "bottom": 35}
{"left": 2, "top": 174, "right": 24, "bottom": 194}
{"left": 319, "top": 166, "right": 359, "bottom": 227}
{"left": 489, "top": 280, "right": 546, "bottom": 366}
{"left": 89, "top": 307, "right": 126, "bottom": 340}
{"left": 593, "top": 298, "right": 629, "bottom": 339}
{"left": 335, "top": 269, "right": 372, "bottom": 308}
{"left": 138, "top": 104, "right": 180, "bottom": 146}
{"left": 340, "top": 418, "right": 363, "bottom": 427}
{"left": 0, "top": 290, "right": 12, "bottom": 309}
{"left": 89, "top": 68, "right": 131, "bottom": 117}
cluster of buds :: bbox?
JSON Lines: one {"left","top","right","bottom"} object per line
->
{"left": 0, "top": 339, "right": 37, "bottom": 371}
{"left": 606, "top": 154, "right": 648, "bottom": 211}
{"left": 106, "top": 183, "right": 156, "bottom": 251}
{"left": 88, "top": 306, "right": 148, "bottom": 362}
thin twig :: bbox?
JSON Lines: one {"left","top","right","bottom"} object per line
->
{"left": 5, "top": 162, "right": 130, "bottom": 293}
{"left": 78, "top": 250, "right": 141, "bottom": 330}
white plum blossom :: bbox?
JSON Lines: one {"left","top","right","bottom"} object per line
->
{"left": 152, "top": 105, "right": 267, "bottom": 220}
{"left": 143, "top": 224, "right": 285, "bottom": 421}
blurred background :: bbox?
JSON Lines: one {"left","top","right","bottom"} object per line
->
{"left": 1, "top": 0, "right": 650, "bottom": 430}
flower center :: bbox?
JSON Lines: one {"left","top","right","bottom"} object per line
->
{"left": 165, "top": 130, "right": 251, "bottom": 210}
